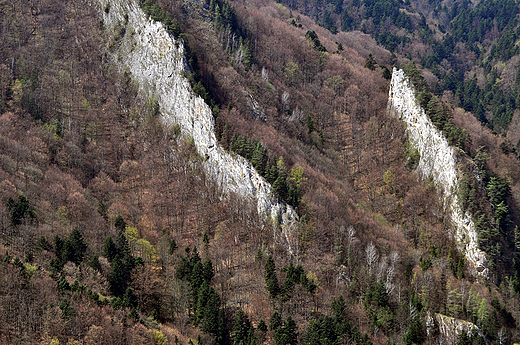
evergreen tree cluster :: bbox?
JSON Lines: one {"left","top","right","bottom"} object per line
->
{"left": 304, "top": 31, "right": 327, "bottom": 52}
{"left": 50, "top": 228, "right": 88, "bottom": 272}
{"left": 403, "top": 290, "right": 425, "bottom": 345}
{"left": 264, "top": 255, "right": 317, "bottom": 302}
{"left": 458, "top": 147, "right": 515, "bottom": 278}
{"left": 38, "top": 223, "right": 144, "bottom": 320}
{"left": 422, "top": 0, "right": 518, "bottom": 69}
{"left": 209, "top": 0, "right": 240, "bottom": 34}
{"left": 280, "top": 261, "right": 317, "bottom": 302}
{"left": 175, "top": 247, "right": 228, "bottom": 342}
{"left": 175, "top": 247, "right": 270, "bottom": 344}
{"left": 231, "top": 309, "right": 256, "bottom": 345}
{"left": 209, "top": 0, "right": 253, "bottom": 68}
{"left": 139, "top": 0, "right": 181, "bottom": 38}
{"left": 280, "top": 0, "right": 412, "bottom": 51}
{"left": 270, "top": 312, "right": 298, "bottom": 345}
{"left": 362, "top": 0, "right": 412, "bottom": 51}
{"left": 403, "top": 63, "right": 472, "bottom": 153}
{"left": 363, "top": 281, "right": 394, "bottom": 333}
{"left": 442, "top": 69, "right": 520, "bottom": 131}
{"left": 322, "top": 11, "right": 338, "bottom": 34}
{"left": 264, "top": 256, "right": 374, "bottom": 345}
{"left": 362, "top": 0, "right": 408, "bottom": 28}
{"left": 374, "top": 31, "right": 410, "bottom": 53}
{"left": 7, "top": 194, "right": 36, "bottom": 226}
{"left": 218, "top": 128, "right": 305, "bottom": 208}
{"left": 302, "top": 296, "right": 372, "bottom": 345}
{"left": 450, "top": 0, "right": 518, "bottom": 50}
{"left": 264, "top": 254, "right": 280, "bottom": 299}
{"left": 419, "top": 0, "right": 520, "bottom": 132}
{"left": 103, "top": 232, "right": 142, "bottom": 297}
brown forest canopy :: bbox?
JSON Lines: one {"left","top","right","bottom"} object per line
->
{"left": 0, "top": 0, "right": 519, "bottom": 344}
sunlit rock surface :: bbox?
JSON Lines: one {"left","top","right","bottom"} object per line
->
{"left": 97, "top": 0, "right": 298, "bottom": 250}
{"left": 388, "top": 68, "right": 487, "bottom": 277}
{"left": 427, "top": 312, "right": 483, "bottom": 343}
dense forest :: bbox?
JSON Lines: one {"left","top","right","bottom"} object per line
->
{"left": 0, "top": 0, "right": 520, "bottom": 344}
{"left": 274, "top": 0, "right": 520, "bottom": 136}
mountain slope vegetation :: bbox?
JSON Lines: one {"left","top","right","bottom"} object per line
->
{"left": 0, "top": 0, "right": 519, "bottom": 344}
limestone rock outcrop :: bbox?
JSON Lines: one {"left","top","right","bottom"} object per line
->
{"left": 427, "top": 312, "right": 484, "bottom": 344}
{"left": 388, "top": 68, "right": 487, "bottom": 276}
{"left": 97, "top": 0, "right": 298, "bottom": 250}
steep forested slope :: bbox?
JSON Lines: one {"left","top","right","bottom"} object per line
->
{"left": 273, "top": 0, "right": 520, "bottom": 138}
{"left": 0, "top": 0, "right": 519, "bottom": 344}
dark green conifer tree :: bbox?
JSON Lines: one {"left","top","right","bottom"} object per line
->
{"left": 7, "top": 194, "right": 36, "bottom": 226}
{"left": 203, "top": 258, "right": 214, "bottom": 283}
{"left": 109, "top": 255, "right": 130, "bottom": 297}
{"left": 269, "top": 311, "right": 282, "bottom": 331}
{"left": 103, "top": 236, "right": 118, "bottom": 262}
{"left": 195, "top": 280, "right": 210, "bottom": 324}
{"left": 169, "top": 238, "right": 177, "bottom": 255}
{"left": 274, "top": 316, "right": 297, "bottom": 345}
{"left": 66, "top": 228, "right": 87, "bottom": 265}
{"left": 55, "top": 234, "right": 66, "bottom": 264}
{"left": 201, "top": 287, "right": 222, "bottom": 337}
{"left": 114, "top": 215, "right": 126, "bottom": 232}
{"left": 232, "top": 309, "right": 254, "bottom": 345}
{"left": 265, "top": 254, "right": 280, "bottom": 299}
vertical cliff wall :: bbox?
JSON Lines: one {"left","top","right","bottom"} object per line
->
{"left": 388, "top": 68, "right": 487, "bottom": 276}
{"left": 97, "top": 0, "right": 298, "bottom": 250}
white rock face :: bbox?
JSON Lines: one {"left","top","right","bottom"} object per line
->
{"left": 388, "top": 68, "right": 487, "bottom": 276}
{"left": 426, "top": 312, "right": 483, "bottom": 343}
{"left": 97, "top": 0, "right": 298, "bottom": 249}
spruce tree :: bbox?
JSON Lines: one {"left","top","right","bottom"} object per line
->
{"left": 123, "top": 287, "right": 138, "bottom": 309}
{"left": 117, "top": 232, "right": 132, "bottom": 259}
{"left": 195, "top": 280, "right": 210, "bottom": 324}
{"left": 109, "top": 255, "right": 130, "bottom": 297}
{"left": 273, "top": 172, "right": 288, "bottom": 200}
{"left": 203, "top": 258, "right": 214, "bottom": 283}
{"left": 55, "top": 235, "right": 66, "bottom": 265}
{"left": 269, "top": 311, "right": 282, "bottom": 331}
{"left": 274, "top": 316, "right": 297, "bottom": 345}
{"left": 88, "top": 255, "right": 102, "bottom": 272}
{"left": 66, "top": 228, "right": 87, "bottom": 265}
{"left": 232, "top": 309, "right": 254, "bottom": 345}
{"left": 7, "top": 194, "right": 36, "bottom": 226}
{"left": 265, "top": 254, "right": 280, "bottom": 299}
{"left": 169, "top": 238, "right": 177, "bottom": 255}
{"left": 201, "top": 287, "right": 222, "bottom": 336}
{"left": 306, "top": 114, "right": 314, "bottom": 134}
{"left": 230, "top": 133, "right": 238, "bottom": 152}
{"left": 114, "top": 215, "right": 126, "bottom": 232}
{"left": 190, "top": 260, "right": 204, "bottom": 302}
{"left": 103, "top": 236, "right": 118, "bottom": 262}
{"left": 251, "top": 142, "right": 266, "bottom": 174}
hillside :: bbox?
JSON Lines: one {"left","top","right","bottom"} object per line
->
{"left": 0, "top": 0, "right": 519, "bottom": 344}
{"left": 274, "top": 0, "right": 520, "bottom": 139}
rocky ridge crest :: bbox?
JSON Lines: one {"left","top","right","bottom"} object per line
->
{"left": 388, "top": 68, "right": 488, "bottom": 276}
{"left": 97, "top": 0, "right": 299, "bottom": 251}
